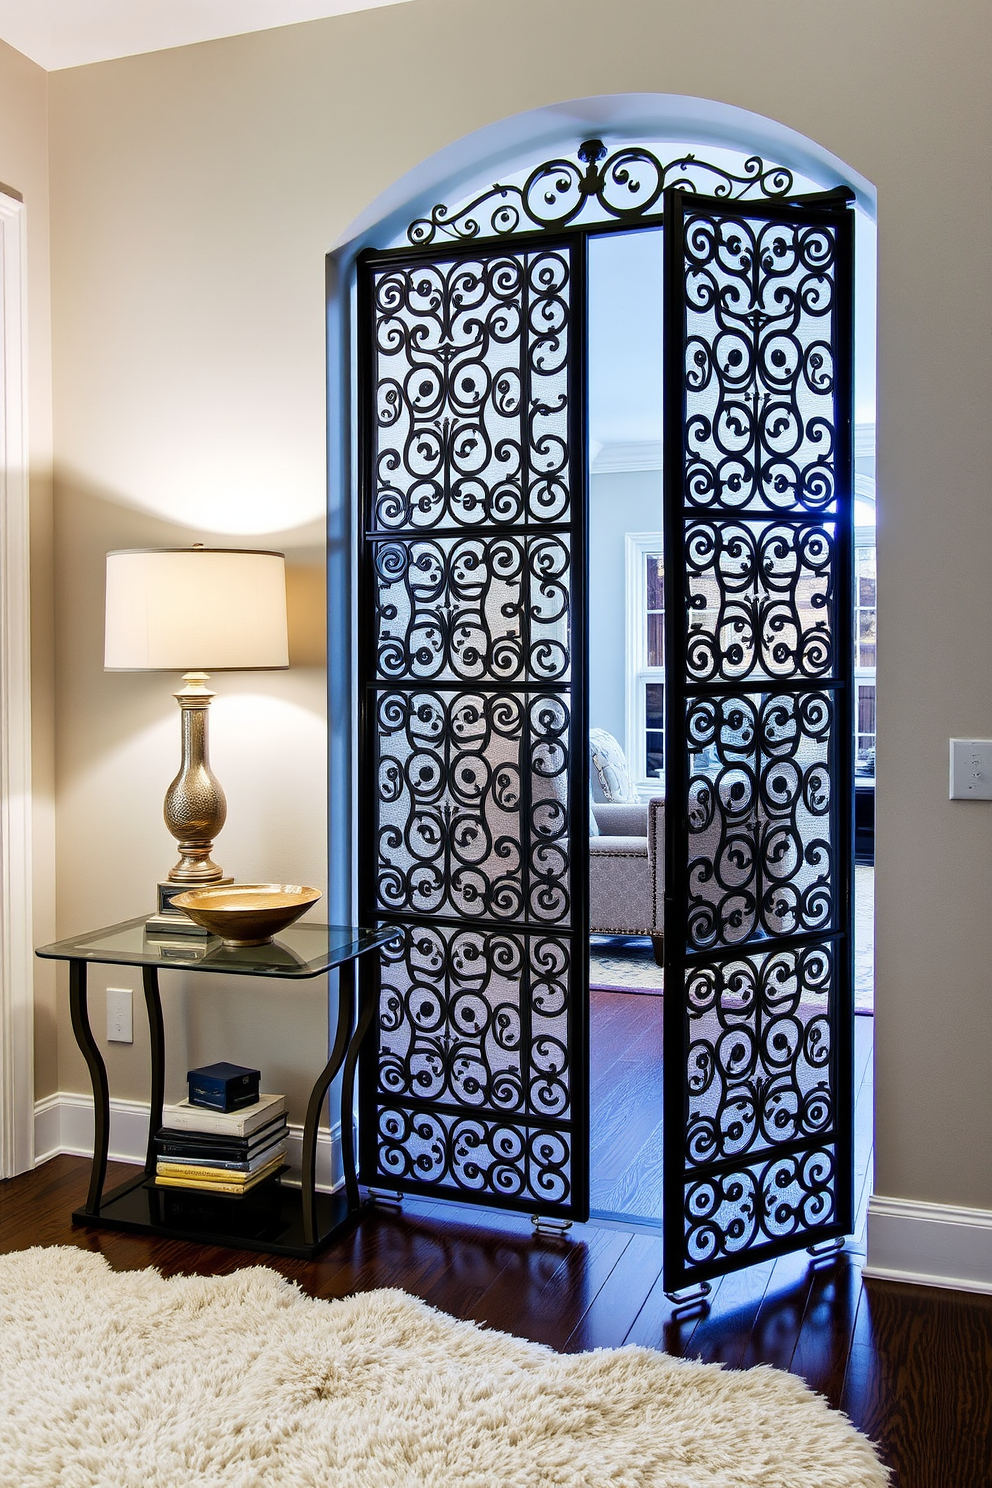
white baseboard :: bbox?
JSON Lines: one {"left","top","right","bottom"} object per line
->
{"left": 865, "top": 1194, "right": 992, "bottom": 1295}
{"left": 34, "top": 1092, "right": 344, "bottom": 1193}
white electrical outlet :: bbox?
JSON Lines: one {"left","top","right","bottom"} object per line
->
{"left": 949, "top": 739, "right": 992, "bottom": 799}
{"left": 106, "top": 987, "right": 133, "bottom": 1043}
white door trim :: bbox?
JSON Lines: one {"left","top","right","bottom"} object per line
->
{"left": 0, "top": 187, "right": 34, "bottom": 1179}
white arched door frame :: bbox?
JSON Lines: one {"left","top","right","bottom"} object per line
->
{"left": 325, "top": 92, "right": 876, "bottom": 923}
{"left": 0, "top": 186, "right": 34, "bottom": 1179}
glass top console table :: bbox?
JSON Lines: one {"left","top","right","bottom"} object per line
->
{"left": 36, "top": 917, "right": 395, "bottom": 1259}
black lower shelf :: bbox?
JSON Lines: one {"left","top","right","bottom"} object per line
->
{"left": 72, "top": 1174, "right": 367, "bottom": 1258}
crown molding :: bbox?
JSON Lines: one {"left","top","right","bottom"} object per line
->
{"left": 591, "top": 427, "right": 875, "bottom": 483}
{"left": 591, "top": 440, "right": 663, "bottom": 475}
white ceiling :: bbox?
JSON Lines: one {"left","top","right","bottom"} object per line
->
{"left": 0, "top": 0, "right": 412, "bottom": 71}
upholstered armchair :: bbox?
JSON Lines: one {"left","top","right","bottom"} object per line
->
{"left": 590, "top": 799, "right": 665, "bottom": 966}
{"left": 588, "top": 729, "right": 665, "bottom": 966}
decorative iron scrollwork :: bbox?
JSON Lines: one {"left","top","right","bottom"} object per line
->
{"left": 375, "top": 689, "right": 570, "bottom": 925}
{"left": 684, "top": 1145, "right": 836, "bottom": 1267}
{"left": 374, "top": 923, "right": 572, "bottom": 1204}
{"left": 377, "top": 1106, "right": 571, "bottom": 1205}
{"left": 372, "top": 248, "right": 571, "bottom": 531}
{"left": 362, "top": 227, "right": 580, "bottom": 1215}
{"left": 685, "top": 519, "right": 833, "bottom": 683}
{"left": 374, "top": 533, "right": 571, "bottom": 683}
{"left": 683, "top": 214, "right": 838, "bottom": 517}
{"left": 685, "top": 941, "right": 833, "bottom": 1160}
{"left": 377, "top": 924, "right": 570, "bottom": 1113}
{"left": 680, "top": 940, "right": 835, "bottom": 1266}
{"left": 685, "top": 690, "right": 833, "bottom": 949}
{"left": 408, "top": 139, "right": 796, "bottom": 245}
{"left": 676, "top": 207, "right": 840, "bottom": 953}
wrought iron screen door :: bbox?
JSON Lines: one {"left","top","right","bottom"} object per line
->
{"left": 662, "top": 189, "right": 855, "bottom": 1290}
{"left": 357, "top": 235, "right": 588, "bottom": 1220}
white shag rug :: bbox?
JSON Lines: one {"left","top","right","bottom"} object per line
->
{"left": 0, "top": 1247, "right": 888, "bottom": 1488}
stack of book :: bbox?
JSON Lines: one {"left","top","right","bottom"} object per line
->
{"left": 153, "top": 1093, "right": 288, "bottom": 1195}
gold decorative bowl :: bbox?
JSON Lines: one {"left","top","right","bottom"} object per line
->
{"left": 171, "top": 884, "right": 322, "bottom": 947}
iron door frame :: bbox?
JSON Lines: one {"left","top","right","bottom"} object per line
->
{"left": 661, "top": 187, "right": 856, "bottom": 1291}
{"left": 349, "top": 174, "right": 859, "bottom": 1272}
{"left": 356, "top": 230, "right": 590, "bottom": 1221}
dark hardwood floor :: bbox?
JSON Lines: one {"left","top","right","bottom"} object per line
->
{"left": 587, "top": 987, "right": 875, "bottom": 1230}
{"left": 2, "top": 1012, "right": 990, "bottom": 1487}
{"left": 589, "top": 985, "right": 665, "bottom": 1220}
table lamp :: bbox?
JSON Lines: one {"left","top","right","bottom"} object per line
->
{"left": 105, "top": 545, "right": 289, "bottom": 932}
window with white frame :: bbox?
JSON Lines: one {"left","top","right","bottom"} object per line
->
{"left": 625, "top": 533, "right": 666, "bottom": 790}
{"left": 625, "top": 526, "right": 878, "bottom": 789}
{"left": 854, "top": 530, "right": 876, "bottom": 772}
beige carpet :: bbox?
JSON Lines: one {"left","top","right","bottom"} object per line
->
{"left": 0, "top": 1247, "right": 887, "bottom": 1487}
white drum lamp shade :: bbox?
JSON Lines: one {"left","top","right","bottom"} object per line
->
{"left": 105, "top": 548, "right": 289, "bottom": 671}
{"left": 104, "top": 545, "right": 290, "bottom": 903}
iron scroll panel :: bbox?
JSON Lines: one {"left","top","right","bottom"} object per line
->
{"left": 662, "top": 191, "right": 855, "bottom": 1290}
{"left": 357, "top": 236, "right": 588, "bottom": 1219}
{"left": 405, "top": 139, "right": 798, "bottom": 246}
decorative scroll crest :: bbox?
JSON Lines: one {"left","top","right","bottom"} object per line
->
{"left": 407, "top": 140, "right": 796, "bottom": 246}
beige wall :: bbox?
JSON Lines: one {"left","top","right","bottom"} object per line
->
{"left": 51, "top": 484, "right": 328, "bottom": 1107}
{"left": 42, "top": 0, "right": 992, "bottom": 1201}
{"left": 0, "top": 37, "right": 57, "bottom": 1099}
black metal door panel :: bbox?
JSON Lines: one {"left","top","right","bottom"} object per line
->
{"left": 358, "top": 238, "right": 588, "bottom": 1219}
{"left": 662, "top": 191, "right": 855, "bottom": 1288}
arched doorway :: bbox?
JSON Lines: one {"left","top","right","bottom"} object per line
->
{"left": 329, "top": 98, "right": 875, "bottom": 1294}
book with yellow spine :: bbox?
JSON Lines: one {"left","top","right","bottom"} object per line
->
{"left": 153, "top": 1155, "right": 285, "bottom": 1194}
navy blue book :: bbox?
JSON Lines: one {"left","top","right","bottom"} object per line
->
{"left": 187, "top": 1061, "right": 260, "bottom": 1113}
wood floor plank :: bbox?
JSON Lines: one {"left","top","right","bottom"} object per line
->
{"left": 842, "top": 1277, "right": 992, "bottom": 1488}
{"left": 621, "top": 1262, "right": 689, "bottom": 1352}
{"left": 563, "top": 1229, "right": 663, "bottom": 1351}
{"left": 587, "top": 989, "right": 654, "bottom": 1089}
{"left": 597, "top": 1117, "right": 664, "bottom": 1220}
{"left": 737, "top": 1247, "right": 822, "bottom": 1372}
{"left": 588, "top": 975, "right": 662, "bottom": 1231}
{"left": 789, "top": 1252, "right": 864, "bottom": 1406}
{"left": 468, "top": 1222, "right": 633, "bottom": 1349}
{"left": 589, "top": 1070, "right": 663, "bottom": 1213}
{"left": 674, "top": 1256, "right": 778, "bottom": 1368}
{"left": 414, "top": 1217, "right": 548, "bottom": 1318}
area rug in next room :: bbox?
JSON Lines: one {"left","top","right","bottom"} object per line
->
{"left": 590, "top": 866, "right": 876, "bottom": 1011}
{"left": 0, "top": 1248, "right": 886, "bottom": 1487}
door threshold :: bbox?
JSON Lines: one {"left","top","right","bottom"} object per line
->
{"left": 588, "top": 1209, "right": 663, "bottom": 1235}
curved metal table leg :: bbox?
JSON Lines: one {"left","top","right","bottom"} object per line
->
{"left": 142, "top": 967, "right": 166, "bottom": 1175}
{"left": 301, "top": 959, "right": 356, "bottom": 1247}
{"left": 68, "top": 960, "right": 109, "bottom": 1215}
{"left": 341, "top": 960, "right": 377, "bottom": 1214}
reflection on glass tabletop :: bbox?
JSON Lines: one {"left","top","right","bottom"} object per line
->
{"left": 36, "top": 917, "right": 397, "bottom": 978}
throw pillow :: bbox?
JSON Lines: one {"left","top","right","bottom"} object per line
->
{"left": 589, "top": 728, "right": 636, "bottom": 803}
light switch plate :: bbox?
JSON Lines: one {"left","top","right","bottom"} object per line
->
{"left": 949, "top": 739, "right": 992, "bottom": 799}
